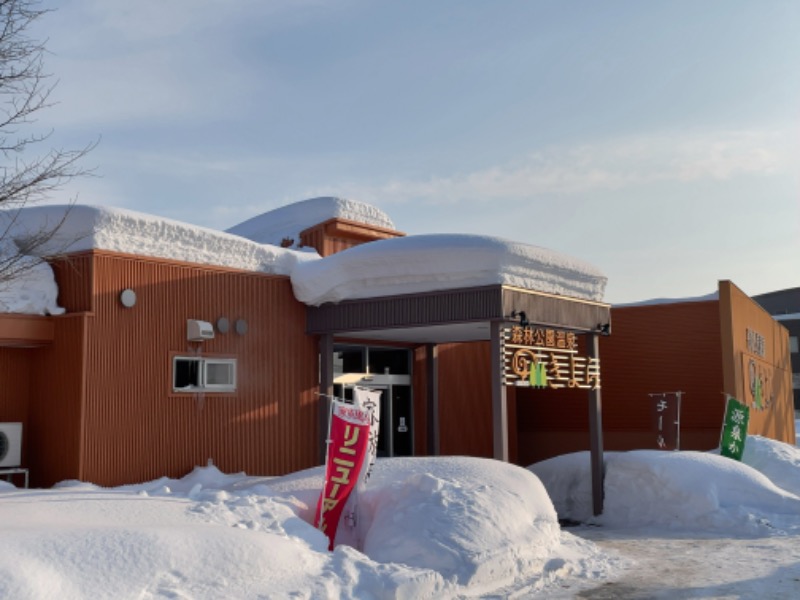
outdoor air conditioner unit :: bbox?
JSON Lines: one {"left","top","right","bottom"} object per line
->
{"left": 0, "top": 423, "right": 22, "bottom": 468}
{"left": 187, "top": 319, "right": 215, "bottom": 342}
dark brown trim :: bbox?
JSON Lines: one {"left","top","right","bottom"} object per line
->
{"left": 307, "top": 284, "right": 611, "bottom": 338}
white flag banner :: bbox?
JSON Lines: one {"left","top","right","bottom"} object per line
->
{"left": 353, "top": 386, "right": 381, "bottom": 486}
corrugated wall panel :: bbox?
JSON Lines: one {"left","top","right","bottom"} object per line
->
{"left": 50, "top": 253, "right": 94, "bottom": 313}
{"left": 516, "top": 301, "right": 725, "bottom": 465}
{"left": 0, "top": 348, "right": 33, "bottom": 468}
{"left": 720, "top": 280, "right": 795, "bottom": 444}
{"left": 28, "top": 314, "right": 88, "bottom": 486}
{"left": 64, "top": 252, "right": 319, "bottom": 487}
{"left": 430, "top": 342, "right": 494, "bottom": 458}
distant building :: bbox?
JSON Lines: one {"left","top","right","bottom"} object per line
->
{"left": 753, "top": 287, "right": 800, "bottom": 409}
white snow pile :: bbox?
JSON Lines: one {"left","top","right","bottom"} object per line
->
{"left": 0, "top": 456, "right": 614, "bottom": 599}
{"left": 291, "top": 233, "right": 608, "bottom": 305}
{"left": 227, "top": 196, "right": 397, "bottom": 248}
{"left": 0, "top": 238, "right": 64, "bottom": 315}
{"left": 0, "top": 204, "right": 318, "bottom": 278}
{"left": 530, "top": 439, "right": 800, "bottom": 534}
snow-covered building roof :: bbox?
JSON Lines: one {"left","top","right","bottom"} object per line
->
{"left": 291, "top": 233, "right": 608, "bottom": 306}
{"left": 0, "top": 204, "right": 317, "bottom": 276}
{"left": 226, "top": 196, "right": 395, "bottom": 248}
{"left": 0, "top": 200, "right": 609, "bottom": 316}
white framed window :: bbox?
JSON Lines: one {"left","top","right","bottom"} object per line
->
{"left": 790, "top": 336, "right": 799, "bottom": 354}
{"left": 173, "top": 356, "right": 237, "bottom": 393}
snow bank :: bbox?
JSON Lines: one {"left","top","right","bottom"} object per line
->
{"left": 0, "top": 457, "right": 613, "bottom": 599}
{"left": 0, "top": 238, "right": 64, "bottom": 315}
{"left": 531, "top": 449, "right": 800, "bottom": 534}
{"left": 742, "top": 434, "right": 800, "bottom": 497}
{"left": 291, "top": 233, "right": 608, "bottom": 305}
{"left": 0, "top": 205, "right": 318, "bottom": 277}
{"left": 227, "top": 196, "right": 396, "bottom": 248}
{"left": 263, "top": 456, "right": 611, "bottom": 595}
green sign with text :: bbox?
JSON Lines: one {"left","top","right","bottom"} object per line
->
{"left": 720, "top": 396, "right": 749, "bottom": 461}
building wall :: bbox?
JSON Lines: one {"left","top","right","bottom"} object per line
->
{"left": 0, "top": 348, "right": 33, "bottom": 469}
{"left": 300, "top": 218, "right": 404, "bottom": 257}
{"left": 27, "top": 314, "right": 88, "bottom": 487}
{"left": 719, "top": 281, "right": 795, "bottom": 443}
{"left": 413, "top": 342, "right": 518, "bottom": 463}
{"left": 412, "top": 342, "right": 494, "bottom": 458}
{"left": 35, "top": 251, "right": 320, "bottom": 487}
{"left": 516, "top": 300, "right": 726, "bottom": 465}
{"left": 753, "top": 287, "right": 800, "bottom": 409}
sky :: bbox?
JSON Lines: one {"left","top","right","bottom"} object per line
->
{"left": 23, "top": 0, "right": 800, "bottom": 304}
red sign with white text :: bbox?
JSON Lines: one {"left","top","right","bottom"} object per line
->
{"left": 315, "top": 401, "right": 371, "bottom": 550}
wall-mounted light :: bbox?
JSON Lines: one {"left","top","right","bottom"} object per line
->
{"left": 511, "top": 310, "right": 529, "bottom": 327}
{"left": 597, "top": 323, "right": 611, "bottom": 336}
{"left": 119, "top": 289, "right": 137, "bottom": 308}
{"left": 235, "top": 319, "right": 248, "bottom": 335}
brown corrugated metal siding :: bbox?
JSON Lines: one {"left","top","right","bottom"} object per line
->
{"left": 31, "top": 251, "right": 320, "bottom": 487}
{"left": 516, "top": 300, "right": 726, "bottom": 465}
{"left": 299, "top": 218, "right": 404, "bottom": 257}
{"left": 719, "top": 281, "right": 795, "bottom": 444}
{"left": 0, "top": 348, "right": 33, "bottom": 451}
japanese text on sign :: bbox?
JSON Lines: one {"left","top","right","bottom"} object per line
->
{"left": 746, "top": 328, "right": 765, "bottom": 358}
{"left": 504, "top": 326, "right": 600, "bottom": 390}
{"left": 720, "top": 395, "right": 750, "bottom": 461}
{"left": 315, "top": 402, "right": 371, "bottom": 550}
{"left": 650, "top": 392, "right": 681, "bottom": 451}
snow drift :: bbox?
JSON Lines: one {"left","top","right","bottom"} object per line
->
{"left": 530, "top": 443, "right": 800, "bottom": 534}
{"left": 0, "top": 456, "right": 613, "bottom": 599}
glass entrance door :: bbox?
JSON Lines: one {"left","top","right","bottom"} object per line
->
{"left": 333, "top": 376, "right": 413, "bottom": 457}
{"left": 332, "top": 344, "right": 413, "bottom": 457}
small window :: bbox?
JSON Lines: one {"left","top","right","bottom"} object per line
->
{"left": 173, "top": 356, "right": 236, "bottom": 393}
{"left": 791, "top": 336, "right": 799, "bottom": 354}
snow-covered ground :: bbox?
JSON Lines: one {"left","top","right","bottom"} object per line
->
{"left": 3, "top": 434, "right": 800, "bottom": 599}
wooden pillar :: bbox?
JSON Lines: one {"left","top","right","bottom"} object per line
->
{"left": 319, "top": 333, "right": 334, "bottom": 465}
{"left": 426, "top": 343, "right": 440, "bottom": 456}
{"left": 491, "top": 321, "right": 509, "bottom": 461}
{"left": 587, "top": 332, "right": 605, "bottom": 516}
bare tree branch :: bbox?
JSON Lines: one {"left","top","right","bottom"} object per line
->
{"left": 0, "top": 0, "right": 93, "bottom": 287}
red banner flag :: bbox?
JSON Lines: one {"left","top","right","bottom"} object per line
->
{"left": 315, "top": 400, "right": 371, "bottom": 550}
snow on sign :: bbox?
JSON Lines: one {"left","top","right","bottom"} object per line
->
{"left": 503, "top": 325, "right": 601, "bottom": 389}
{"left": 720, "top": 395, "right": 750, "bottom": 461}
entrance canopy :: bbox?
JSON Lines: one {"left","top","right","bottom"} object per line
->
{"left": 310, "top": 283, "right": 610, "bottom": 515}
{"left": 306, "top": 284, "right": 611, "bottom": 344}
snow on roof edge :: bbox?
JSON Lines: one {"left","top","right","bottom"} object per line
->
{"left": 0, "top": 204, "right": 320, "bottom": 277}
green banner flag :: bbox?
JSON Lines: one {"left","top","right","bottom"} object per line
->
{"left": 720, "top": 396, "right": 749, "bottom": 461}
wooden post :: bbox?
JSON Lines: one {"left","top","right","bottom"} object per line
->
{"left": 587, "top": 332, "right": 605, "bottom": 516}
{"left": 426, "top": 343, "right": 440, "bottom": 456}
{"left": 491, "top": 321, "right": 509, "bottom": 462}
